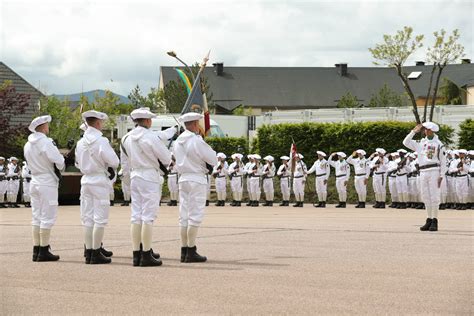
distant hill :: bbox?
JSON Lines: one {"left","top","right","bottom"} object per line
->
{"left": 52, "top": 89, "right": 131, "bottom": 105}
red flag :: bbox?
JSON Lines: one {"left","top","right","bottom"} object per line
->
{"left": 289, "top": 142, "right": 297, "bottom": 174}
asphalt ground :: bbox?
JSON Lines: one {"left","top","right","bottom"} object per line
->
{"left": 0, "top": 203, "right": 472, "bottom": 315}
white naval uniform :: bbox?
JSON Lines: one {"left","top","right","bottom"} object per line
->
{"left": 174, "top": 130, "right": 217, "bottom": 228}
{"left": 76, "top": 126, "right": 119, "bottom": 228}
{"left": 328, "top": 155, "right": 350, "bottom": 202}
{"left": 347, "top": 156, "right": 369, "bottom": 202}
{"left": 445, "top": 158, "right": 456, "bottom": 204}
{"left": 21, "top": 164, "right": 32, "bottom": 203}
{"left": 213, "top": 161, "right": 228, "bottom": 201}
{"left": 449, "top": 158, "right": 469, "bottom": 205}
{"left": 370, "top": 156, "right": 388, "bottom": 203}
{"left": 228, "top": 161, "right": 244, "bottom": 201}
{"left": 396, "top": 159, "right": 411, "bottom": 203}
{"left": 387, "top": 160, "right": 399, "bottom": 203}
{"left": 262, "top": 163, "right": 276, "bottom": 202}
{"left": 468, "top": 159, "right": 474, "bottom": 205}
{"left": 407, "top": 160, "right": 420, "bottom": 203}
{"left": 277, "top": 163, "right": 291, "bottom": 202}
{"left": 243, "top": 162, "right": 253, "bottom": 199}
{"left": 248, "top": 162, "right": 263, "bottom": 202}
{"left": 119, "top": 168, "right": 131, "bottom": 202}
{"left": 403, "top": 131, "right": 447, "bottom": 218}
{"left": 24, "top": 132, "right": 65, "bottom": 230}
{"left": 0, "top": 164, "right": 8, "bottom": 204}
{"left": 292, "top": 161, "right": 307, "bottom": 202}
{"left": 167, "top": 163, "right": 179, "bottom": 201}
{"left": 6, "top": 163, "right": 20, "bottom": 203}
{"left": 307, "top": 159, "right": 330, "bottom": 202}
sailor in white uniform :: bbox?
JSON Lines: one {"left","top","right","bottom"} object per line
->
{"left": 0, "top": 157, "right": 7, "bottom": 208}
{"left": 328, "top": 152, "right": 350, "bottom": 208}
{"left": 292, "top": 154, "right": 307, "bottom": 207}
{"left": 212, "top": 152, "right": 228, "bottom": 206}
{"left": 248, "top": 154, "right": 262, "bottom": 207}
{"left": 277, "top": 156, "right": 291, "bottom": 206}
{"left": 369, "top": 148, "right": 388, "bottom": 208}
{"left": 21, "top": 161, "right": 32, "bottom": 207}
{"left": 307, "top": 151, "right": 330, "bottom": 208}
{"left": 347, "top": 149, "right": 370, "bottom": 208}
{"left": 167, "top": 155, "right": 179, "bottom": 206}
{"left": 228, "top": 153, "right": 244, "bottom": 207}
{"left": 244, "top": 155, "right": 255, "bottom": 206}
{"left": 262, "top": 155, "right": 276, "bottom": 206}
{"left": 6, "top": 157, "right": 21, "bottom": 207}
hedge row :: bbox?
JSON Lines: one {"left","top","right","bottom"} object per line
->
{"left": 206, "top": 136, "right": 249, "bottom": 156}
{"left": 458, "top": 119, "right": 474, "bottom": 149}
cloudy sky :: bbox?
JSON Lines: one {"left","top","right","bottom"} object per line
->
{"left": 1, "top": 0, "right": 472, "bottom": 96}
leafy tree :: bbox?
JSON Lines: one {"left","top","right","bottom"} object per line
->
{"left": 368, "top": 84, "right": 409, "bottom": 107}
{"left": 458, "top": 119, "right": 474, "bottom": 149}
{"left": 336, "top": 92, "right": 360, "bottom": 108}
{"left": 128, "top": 85, "right": 166, "bottom": 112}
{"left": 438, "top": 78, "right": 462, "bottom": 105}
{"left": 128, "top": 85, "right": 147, "bottom": 108}
{"left": 369, "top": 26, "right": 424, "bottom": 123}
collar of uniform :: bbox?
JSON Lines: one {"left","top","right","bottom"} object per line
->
{"left": 84, "top": 125, "right": 103, "bottom": 138}
{"left": 425, "top": 134, "right": 438, "bottom": 142}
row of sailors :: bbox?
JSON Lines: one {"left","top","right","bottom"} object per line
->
{"left": 161, "top": 148, "right": 474, "bottom": 209}
{"left": 0, "top": 157, "right": 32, "bottom": 208}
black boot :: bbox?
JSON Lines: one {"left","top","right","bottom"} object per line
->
{"left": 420, "top": 218, "right": 433, "bottom": 231}
{"left": 299, "top": 202, "right": 303, "bottom": 207}
{"left": 32, "top": 245, "right": 40, "bottom": 262}
{"left": 133, "top": 250, "right": 141, "bottom": 266}
{"left": 262, "top": 201, "right": 269, "bottom": 206}
{"left": 36, "top": 245, "right": 60, "bottom": 262}
{"left": 215, "top": 200, "right": 220, "bottom": 206}
{"left": 373, "top": 201, "right": 380, "bottom": 208}
{"left": 205, "top": 200, "right": 209, "bottom": 206}
{"left": 320, "top": 201, "right": 326, "bottom": 208}
{"left": 415, "top": 203, "right": 424, "bottom": 209}
{"left": 167, "top": 200, "right": 173, "bottom": 206}
{"left": 246, "top": 200, "right": 252, "bottom": 206}
{"left": 252, "top": 201, "right": 259, "bottom": 207}
{"left": 140, "top": 250, "right": 162, "bottom": 266}
{"left": 230, "top": 200, "right": 236, "bottom": 206}
{"left": 335, "top": 202, "right": 343, "bottom": 208}
{"left": 269, "top": 201, "right": 273, "bottom": 206}
{"left": 110, "top": 200, "right": 114, "bottom": 206}
{"left": 337, "top": 202, "right": 346, "bottom": 208}
{"left": 185, "top": 246, "right": 207, "bottom": 263}
{"left": 439, "top": 203, "right": 446, "bottom": 210}
{"left": 280, "top": 201, "right": 286, "bottom": 206}
{"left": 221, "top": 200, "right": 225, "bottom": 206}
{"left": 121, "top": 201, "right": 129, "bottom": 206}
{"left": 293, "top": 202, "right": 300, "bottom": 207}
{"left": 140, "top": 243, "right": 160, "bottom": 259}
{"left": 429, "top": 218, "right": 438, "bottom": 231}
{"left": 100, "top": 243, "right": 113, "bottom": 257}
{"left": 461, "top": 203, "right": 467, "bottom": 210}
{"left": 389, "top": 202, "right": 397, "bottom": 208}
{"left": 398, "top": 202, "right": 407, "bottom": 209}
{"left": 181, "top": 247, "right": 187, "bottom": 263}
{"left": 90, "top": 248, "right": 111, "bottom": 264}
{"left": 355, "top": 202, "right": 361, "bottom": 208}
{"left": 85, "top": 249, "right": 92, "bottom": 264}
{"left": 359, "top": 202, "right": 366, "bottom": 208}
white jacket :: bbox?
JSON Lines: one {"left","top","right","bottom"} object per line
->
{"left": 403, "top": 131, "right": 447, "bottom": 176}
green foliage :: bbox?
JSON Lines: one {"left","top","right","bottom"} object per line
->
{"left": 128, "top": 85, "right": 166, "bottom": 112}
{"left": 368, "top": 84, "right": 409, "bottom": 107}
{"left": 458, "top": 119, "right": 474, "bottom": 149}
{"left": 427, "top": 29, "right": 465, "bottom": 67}
{"left": 337, "top": 92, "right": 360, "bottom": 108}
{"left": 206, "top": 137, "right": 249, "bottom": 157}
{"left": 232, "top": 105, "right": 254, "bottom": 115}
{"left": 438, "top": 78, "right": 462, "bottom": 105}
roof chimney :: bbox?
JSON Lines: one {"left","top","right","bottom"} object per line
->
{"left": 213, "top": 62, "right": 224, "bottom": 76}
{"left": 415, "top": 61, "right": 425, "bottom": 66}
{"left": 461, "top": 58, "right": 471, "bottom": 64}
{"left": 335, "top": 63, "right": 348, "bottom": 76}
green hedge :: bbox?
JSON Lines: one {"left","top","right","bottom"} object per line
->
{"left": 253, "top": 121, "right": 453, "bottom": 159}
{"left": 206, "top": 137, "right": 249, "bottom": 156}
{"left": 458, "top": 119, "right": 474, "bottom": 149}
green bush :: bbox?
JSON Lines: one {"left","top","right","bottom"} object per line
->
{"left": 206, "top": 137, "right": 249, "bottom": 156}
{"left": 458, "top": 119, "right": 474, "bottom": 149}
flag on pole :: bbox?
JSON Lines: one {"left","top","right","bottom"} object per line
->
{"left": 175, "top": 68, "right": 192, "bottom": 94}
{"left": 289, "top": 141, "right": 298, "bottom": 174}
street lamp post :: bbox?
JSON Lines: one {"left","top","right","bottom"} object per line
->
{"left": 166, "top": 51, "right": 196, "bottom": 82}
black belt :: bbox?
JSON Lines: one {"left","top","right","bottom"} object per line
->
{"left": 397, "top": 173, "right": 407, "bottom": 176}
{"left": 232, "top": 175, "right": 242, "bottom": 178}
{"left": 280, "top": 176, "right": 289, "bottom": 178}
{"left": 389, "top": 175, "right": 396, "bottom": 178}
{"left": 457, "top": 174, "right": 467, "bottom": 177}
{"left": 355, "top": 173, "right": 366, "bottom": 177}
{"left": 374, "top": 172, "right": 385, "bottom": 175}
{"left": 419, "top": 163, "right": 439, "bottom": 170}
{"left": 168, "top": 173, "right": 177, "bottom": 175}
{"left": 263, "top": 177, "right": 273, "bottom": 179}
{"left": 0, "top": 176, "right": 5, "bottom": 181}
{"left": 7, "top": 176, "right": 19, "bottom": 180}
{"left": 294, "top": 175, "right": 304, "bottom": 178}
{"left": 217, "top": 175, "right": 226, "bottom": 178}
{"left": 336, "top": 174, "right": 347, "bottom": 178}
{"left": 315, "top": 173, "right": 326, "bottom": 177}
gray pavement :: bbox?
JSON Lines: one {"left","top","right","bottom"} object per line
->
{"left": 0, "top": 204, "right": 473, "bottom": 314}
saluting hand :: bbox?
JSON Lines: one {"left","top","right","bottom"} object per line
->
{"left": 413, "top": 124, "right": 423, "bottom": 133}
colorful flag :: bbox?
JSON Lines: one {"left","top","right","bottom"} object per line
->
{"left": 175, "top": 68, "right": 192, "bottom": 95}
{"left": 289, "top": 142, "right": 297, "bottom": 174}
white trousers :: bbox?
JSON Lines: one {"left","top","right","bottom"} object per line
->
{"left": 168, "top": 175, "right": 179, "bottom": 193}
{"left": 419, "top": 169, "right": 441, "bottom": 211}
{"left": 293, "top": 177, "right": 305, "bottom": 201}
{"left": 455, "top": 176, "right": 469, "bottom": 204}
{"left": 263, "top": 178, "right": 274, "bottom": 201}
{"left": 122, "top": 176, "right": 131, "bottom": 201}
{"left": 179, "top": 181, "right": 207, "bottom": 227}
{"left": 469, "top": 175, "right": 474, "bottom": 203}
{"left": 80, "top": 184, "right": 110, "bottom": 228}
{"left": 335, "top": 176, "right": 347, "bottom": 202}
{"left": 246, "top": 177, "right": 252, "bottom": 195}
{"left": 30, "top": 184, "right": 58, "bottom": 229}
{"left": 408, "top": 177, "right": 419, "bottom": 202}
{"left": 249, "top": 177, "right": 260, "bottom": 201}
{"left": 354, "top": 176, "right": 367, "bottom": 202}
{"left": 388, "top": 176, "right": 398, "bottom": 202}
{"left": 446, "top": 176, "right": 456, "bottom": 203}
{"left": 396, "top": 175, "right": 408, "bottom": 194}
{"left": 280, "top": 177, "right": 290, "bottom": 201}
{"left": 0, "top": 180, "right": 7, "bottom": 203}
{"left": 230, "top": 176, "right": 243, "bottom": 193}
{"left": 7, "top": 179, "right": 20, "bottom": 202}
{"left": 215, "top": 176, "right": 227, "bottom": 193}
{"left": 131, "top": 177, "right": 162, "bottom": 225}
{"left": 372, "top": 174, "right": 386, "bottom": 202}
{"left": 23, "top": 180, "right": 31, "bottom": 202}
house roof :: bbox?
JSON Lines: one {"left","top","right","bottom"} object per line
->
{"left": 160, "top": 63, "right": 474, "bottom": 111}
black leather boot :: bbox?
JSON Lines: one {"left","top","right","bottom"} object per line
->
{"left": 355, "top": 202, "right": 361, "bottom": 208}
{"left": 36, "top": 245, "right": 60, "bottom": 262}
{"left": 185, "top": 246, "right": 207, "bottom": 263}
{"left": 110, "top": 200, "right": 114, "bottom": 206}
{"left": 90, "top": 248, "right": 111, "bottom": 264}
{"left": 206, "top": 200, "right": 209, "bottom": 206}
{"left": 252, "top": 201, "right": 259, "bottom": 207}
{"left": 293, "top": 202, "right": 300, "bottom": 207}
{"left": 269, "top": 201, "right": 273, "bottom": 206}
{"left": 335, "top": 202, "right": 343, "bottom": 208}
{"left": 420, "top": 218, "right": 433, "bottom": 231}
{"left": 398, "top": 202, "right": 407, "bottom": 209}
{"left": 263, "top": 201, "right": 269, "bottom": 206}
{"left": 429, "top": 218, "right": 438, "bottom": 231}
{"left": 140, "top": 250, "right": 162, "bottom": 266}
{"left": 299, "top": 202, "right": 303, "bottom": 207}
{"left": 438, "top": 203, "right": 446, "bottom": 210}
{"left": 230, "top": 200, "right": 236, "bottom": 206}
{"left": 167, "top": 200, "right": 173, "bottom": 206}
{"left": 359, "top": 202, "right": 365, "bottom": 208}
{"left": 100, "top": 243, "right": 113, "bottom": 257}
{"left": 246, "top": 200, "right": 252, "bottom": 206}
{"left": 380, "top": 202, "right": 386, "bottom": 208}
{"left": 320, "top": 201, "right": 326, "bottom": 208}
{"left": 373, "top": 201, "right": 380, "bottom": 208}
{"left": 181, "top": 247, "right": 187, "bottom": 263}
{"left": 85, "top": 249, "right": 92, "bottom": 264}
{"left": 133, "top": 250, "right": 141, "bottom": 266}
{"left": 32, "top": 246, "right": 40, "bottom": 262}
{"left": 140, "top": 243, "right": 159, "bottom": 259}
{"left": 237, "top": 201, "right": 242, "bottom": 206}
{"left": 280, "top": 201, "right": 286, "bottom": 206}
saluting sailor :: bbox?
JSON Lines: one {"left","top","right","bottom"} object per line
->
{"left": 387, "top": 152, "right": 399, "bottom": 208}
{"left": 277, "top": 156, "right": 291, "bottom": 206}
{"left": 6, "top": 157, "right": 21, "bottom": 208}
{"left": 75, "top": 110, "right": 119, "bottom": 264}
{"left": 449, "top": 149, "right": 469, "bottom": 210}
{"left": 244, "top": 155, "right": 255, "bottom": 206}
{"left": 0, "top": 157, "right": 8, "bottom": 208}
{"left": 347, "top": 149, "right": 369, "bottom": 208}
{"left": 292, "top": 154, "right": 307, "bottom": 207}
{"left": 212, "top": 153, "right": 228, "bottom": 206}
{"left": 262, "top": 155, "right": 276, "bottom": 206}
{"left": 21, "top": 161, "right": 32, "bottom": 207}
{"left": 395, "top": 149, "right": 410, "bottom": 209}
{"left": 24, "top": 115, "right": 65, "bottom": 262}
{"left": 328, "top": 152, "right": 350, "bottom": 208}
{"left": 307, "top": 151, "right": 330, "bottom": 208}
{"left": 228, "top": 153, "right": 244, "bottom": 207}
{"left": 174, "top": 112, "right": 217, "bottom": 263}
{"left": 369, "top": 148, "right": 388, "bottom": 208}
{"left": 403, "top": 122, "right": 447, "bottom": 231}
{"left": 248, "top": 154, "right": 262, "bottom": 207}
{"left": 120, "top": 107, "right": 171, "bottom": 267}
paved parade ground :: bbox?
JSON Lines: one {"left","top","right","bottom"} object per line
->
{"left": 0, "top": 204, "right": 472, "bottom": 314}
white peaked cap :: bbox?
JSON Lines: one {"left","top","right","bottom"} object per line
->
{"left": 469, "top": 150, "right": 474, "bottom": 155}
{"left": 457, "top": 149, "right": 468, "bottom": 155}
{"left": 376, "top": 148, "right": 386, "bottom": 155}
{"left": 316, "top": 151, "right": 327, "bottom": 157}
{"left": 337, "top": 152, "right": 346, "bottom": 158}
{"left": 130, "top": 107, "right": 157, "bottom": 120}
{"left": 232, "top": 153, "right": 243, "bottom": 160}
{"left": 0, "top": 157, "right": 5, "bottom": 160}
{"left": 280, "top": 155, "right": 290, "bottom": 160}
{"left": 29, "top": 115, "right": 51, "bottom": 132}
{"left": 253, "top": 154, "right": 262, "bottom": 160}
{"left": 179, "top": 112, "right": 203, "bottom": 123}
{"left": 422, "top": 121, "right": 439, "bottom": 132}
{"left": 356, "top": 149, "right": 366, "bottom": 156}
{"left": 263, "top": 155, "right": 274, "bottom": 162}
{"left": 10, "top": 157, "right": 18, "bottom": 161}
{"left": 82, "top": 110, "right": 108, "bottom": 120}
{"left": 216, "top": 152, "right": 227, "bottom": 159}
{"left": 397, "top": 149, "right": 407, "bottom": 154}
{"left": 247, "top": 154, "right": 254, "bottom": 159}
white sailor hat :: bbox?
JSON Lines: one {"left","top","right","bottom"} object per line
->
{"left": 337, "top": 152, "right": 346, "bottom": 158}
{"left": 82, "top": 110, "right": 108, "bottom": 120}
{"left": 316, "top": 151, "right": 327, "bottom": 157}
{"left": 130, "top": 107, "right": 157, "bottom": 120}
{"left": 356, "top": 149, "right": 366, "bottom": 156}
{"left": 408, "top": 153, "right": 416, "bottom": 159}
{"left": 280, "top": 155, "right": 290, "bottom": 160}
{"left": 10, "top": 157, "right": 18, "bottom": 161}
{"left": 296, "top": 153, "right": 304, "bottom": 159}
{"left": 216, "top": 152, "right": 227, "bottom": 159}
{"left": 376, "top": 148, "right": 386, "bottom": 155}
{"left": 231, "top": 153, "right": 243, "bottom": 160}
{"left": 179, "top": 112, "right": 203, "bottom": 123}
{"left": 452, "top": 150, "right": 459, "bottom": 155}
{"left": 263, "top": 155, "right": 274, "bottom": 162}
{"left": 469, "top": 150, "right": 474, "bottom": 156}
{"left": 422, "top": 121, "right": 439, "bottom": 132}
{"left": 28, "top": 115, "right": 52, "bottom": 133}
{"left": 390, "top": 152, "right": 399, "bottom": 157}
{"left": 458, "top": 149, "right": 468, "bottom": 155}
{"left": 79, "top": 122, "right": 88, "bottom": 132}
{"left": 253, "top": 154, "right": 262, "bottom": 160}
{"left": 247, "top": 154, "right": 254, "bottom": 159}
{"left": 0, "top": 157, "right": 5, "bottom": 160}
{"left": 397, "top": 149, "right": 408, "bottom": 154}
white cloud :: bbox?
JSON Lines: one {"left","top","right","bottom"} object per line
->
{"left": 1, "top": 0, "right": 472, "bottom": 96}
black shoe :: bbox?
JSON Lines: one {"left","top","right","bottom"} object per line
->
{"left": 415, "top": 203, "right": 424, "bottom": 209}
{"left": 238, "top": 201, "right": 242, "bottom": 206}
{"left": 293, "top": 202, "right": 300, "bottom": 207}
{"left": 167, "top": 200, "right": 173, "bottom": 206}
{"left": 420, "top": 218, "right": 432, "bottom": 231}
{"left": 121, "top": 201, "right": 129, "bottom": 206}
{"left": 100, "top": 244, "right": 113, "bottom": 257}
{"left": 398, "top": 202, "right": 407, "bottom": 209}
{"left": 298, "top": 202, "right": 303, "bottom": 207}
{"left": 389, "top": 202, "right": 397, "bottom": 208}
{"left": 221, "top": 200, "right": 225, "bottom": 206}
{"left": 280, "top": 201, "right": 286, "bottom": 206}
{"left": 215, "top": 201, "right": 220, "bottom": 206}
{"left": 12, "top": 203, "right": 20, "bottom": 208}
{"left": 461, "top": 203, "right": 467, "bottom": 210}
{"left": 373, "top": 202, "right": 380, "bottom": 208}
{"left": 335, "top": 202, "right": 343, "bottom": 208}
{"left": 252, "top": 201, "right": 259, "bottom": 207}
{"left": 140, "top": 250, "right": 162, "bottom": 266}
{"left": 320, "top": 201, "right": 326, "bottom": 208}
{"left": 110, "top": 201, "right": 114, "bottom": 206}
{"left": 378, "top": 202, "right": 386, "bottom": 209}
{"left": 139, "top": 243, "right": 160, "bottom": 259}
{"left": 85, "top": 249, "right": 92, "bottom": 264}
{"left": 206, "top": 200, "right": 209, "bottom": 206}
{"left": 246, "top": 200, "right": 252, "bottom": 206}
{"left": 36, "top": 245, "right": 60, "bottom": 262}
{"left": 184, "top": 246, "right": 207, "bottom": 263}
{"left": 359, "top": 202, "right": 365, "bottom": 208}
{"left": 313, "top": 202, "right": 321, "bottom": 207}
{"left": 32, "top": 245, "right": 40, "bottom": 262}
{"left": 181, "top": 247, "right": 187, "bottom": 263}
{"left": 90, "top": 248, "right": 111, "bottom": 264}
{"left": 336, "top": 202, "right": 346, "bottom": 208}
{"left": 269, "top": 201, "right": 273, "bottom": 206}
{"left": 133, "top": 250, "right": 141, "bottom": 266}
{"left": 263, "top": 201, "right": 269, "bottom": 206}
{"left": 355, "top": 202, "right": 361, "bottom": 208}
{"left": 429, "top": 218, "right": 438, "bottom": 231}
{"left": 230, "top": 200, "right": 236, "bottom": 206}
{"left": 439, "top": 203, "right": 446, "bottom": 210}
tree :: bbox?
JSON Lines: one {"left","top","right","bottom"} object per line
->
{"left": 337, "top": 92, "right": 360, "bottom": 108}
{"left": 128, "top": 85, "right": 166, "bottom": 112}
{"left": 128, "top": 85, "right": 147, "bottom": 108}
{"left": 368, "top": 84, "right": 409, "bottom": 107}
{"left": 369, "top": 26, "right": 424, "bottom": 123}
{"left": 0, "top": 80, "right": 30, "bottom": 157}
{"left": 426, "top": 29, "right": 465, "bottom": 120}
{"left": 438, "top": 78, "right": 463, "bottom": 105}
